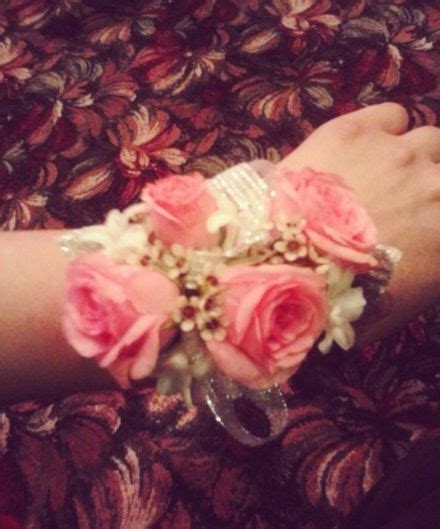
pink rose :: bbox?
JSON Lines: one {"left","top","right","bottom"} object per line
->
{"left": 63, "top": 253, "right": 179, "bottom": 388}
{"left": 141, "top": 173, "right": 218, "bottom": 248}
{"left": 206, "top": 265, "right": 327, "bottom": 389}
{"left": 267, "top": 168, "right": 377, "bottom": 268}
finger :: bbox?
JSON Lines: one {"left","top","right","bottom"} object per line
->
{"left": 338, "top": 102, "right": 410, "bottom": 135}
{"left": 403, "top": 126, "right": 440, "bottom": 163}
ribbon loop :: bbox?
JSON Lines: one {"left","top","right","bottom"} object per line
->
{"left": 202, "top": 373, "right": 288, "bottom": 446}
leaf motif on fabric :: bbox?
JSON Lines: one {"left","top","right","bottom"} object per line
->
{"left": 26, "top": 101, "right": 63, "bottom": 147}
{"left": 233, "top": 76, "right": 302, "bottom": 120}
{"left": 0, "top": 38, "right": 32, "bottom": 83}
{"left": 64, "top": 159, "right": 113, "bottom": 200}
{"left": 0, "top": 414, "right": 10, "bottom": 455}
{"left": 187, "top": 129, "right": 219, "bottom": 156}
{"left": 0, "top": 189, "right": 49, "bottom": 229}
{"left": 241, "top": 28, "right": 281, "bottom": 54}
{"left": 75, "top": 446, "right": 172, "bottom": 528}
{"left": 24, "top": 71, "right": 65, "bottom": 98}
{"left": 341, "top": 16, "right": 389, "bottom": 41}
{"left": 303, "top": 84, "right": 334, "bottom": 109}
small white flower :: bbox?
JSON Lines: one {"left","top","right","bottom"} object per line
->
{"left": 72, "top": 204, "right": 149, "bottom": 264}
{"left": 270, "top": 214, "right": 309, "bottom": 264}
{"left": 162, "top": 244, "right": 189, "bottom": 279}
{"left": 173, "top": 295, "right": 200, "bottom": 332}
{"left": 274, "top": 212, "right": 306, "bottom": 236}
{"left": 319, "top": 264, "right": 366, "bottom": 353}
{"left": 273, "top": 238, "right": 308, "bottom": 262}
{"left": 172, "top": 269, "right": 227, "bottom": 343}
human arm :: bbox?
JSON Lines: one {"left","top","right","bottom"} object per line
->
{"left": 1, "top": 103, "right": 440, "bottom": 403}
{"left": 279, "top": 102, "right": 440, "bottom": 345}
{"left": 0, "top": 230, "right": 115, "bottom": 404}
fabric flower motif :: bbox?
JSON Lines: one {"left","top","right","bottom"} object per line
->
{"left": 241, "top": 0, "right": 341, "bottom": 55}
{"left": 130, "top": 36, "right": 226, "bottom": 96}
{"left": 63, "top": 253, "right": 179, "bottom": 387}
{"left": 340, "top": 4, "right": 435, "bottom": 94}
{"left": 74, "top": 446, "right": 172, "bottom": 527}
{"left": 0, "top": 188, "right": 47, "bottom": 230}
{"left": 108, "top": 105, "right": 186, "bottom": 178}
{"left": 1, "top": 1, "right": 440, "bottom": 527}
{"left": 232, "top": 60, "right": 340, "bottom": 121}
{"left": 282, "top": 342, "right": 440, "bottom": 516}
{"left": 84, "top": 4, "right": 164, "bottom": 46}
{"left": 206, "top": 264, "right": 327, "bottom": 389}
{"left": 268, "top": 167, "right": 377, "bottom": 269}
{"left": 0, "top": 38, "right": 32, "bottom": 97}
{"left": 23, "top": 58, "right": 138, "bottom": 155}
{"left": 4, "top": 0, "right": 60, "bottom": 30}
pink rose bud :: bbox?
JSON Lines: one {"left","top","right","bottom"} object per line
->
{"left": 206, "top": 264, "right": 327, "bottom": 389}
{"left": 63, "top": 253, "right": 179, "bottom": 387}
{"left": 141, "top": 173, "right": 218, "bottom": 248}
{"left": 268, "top": 168, "right": 377, "bottom": 269}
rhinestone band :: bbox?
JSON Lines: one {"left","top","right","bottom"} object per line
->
{"left": 210, "top": 162, "right": 272, "bottom": 256}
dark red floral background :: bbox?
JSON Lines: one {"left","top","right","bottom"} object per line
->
{"left": 1, "top": 0, "right": 440, "bottom": 527}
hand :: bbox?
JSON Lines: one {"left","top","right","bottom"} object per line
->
{"left": 277, "top": 103, "right": 440, "bottom": 344}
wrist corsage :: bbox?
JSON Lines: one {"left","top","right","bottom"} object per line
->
{"left": 60, "top": 161, "right": 401, "bottom": 445}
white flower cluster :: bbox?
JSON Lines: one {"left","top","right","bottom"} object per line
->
{"left": 59, "top": 203, "right": 150, "bottom": 265}
{"left": 318, "top": 264, "right": 366, "bottom": 353}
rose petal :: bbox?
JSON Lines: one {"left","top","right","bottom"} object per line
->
{"left": 125, "top": 268, "right": 179, "bottom": 314}
{"left": 206, "top": 340, "right": 273, "bottom": 389}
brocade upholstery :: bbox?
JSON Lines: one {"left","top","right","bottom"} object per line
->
{"left": 1, "top": 1, "right": 440, "bottom": 527}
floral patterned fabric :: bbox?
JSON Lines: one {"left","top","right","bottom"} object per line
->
{"left": 1, "top": 0, "right": 440, "bottom": 527}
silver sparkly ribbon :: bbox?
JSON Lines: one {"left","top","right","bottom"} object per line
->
{"left": 202, "top": 374, "right": 288, "bottom": 446}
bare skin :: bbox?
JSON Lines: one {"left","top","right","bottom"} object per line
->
{"left": 0, "top": 231, "right": 115, "bottom": 403}
{"left": 279, "top": 103, "right": 440, "bottom": 344}
{"left": 0, "top": 103, "right": 439, "bottom": 403}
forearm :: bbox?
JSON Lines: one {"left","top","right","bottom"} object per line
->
{"left": 2, "top": 102, "right": 440, "bottom": 404}
{"left": 0, "top": 230, "right": 114, "bottom": 404}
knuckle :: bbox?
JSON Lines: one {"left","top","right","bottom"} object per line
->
{"left": 392, "top": 143, "right": 417, "bottom": 167}
{"left": 411, "top": 125, "right": 440, "bottom": 139}
{"left": 380, "top": 102, "right": 409, "bottom": 122}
